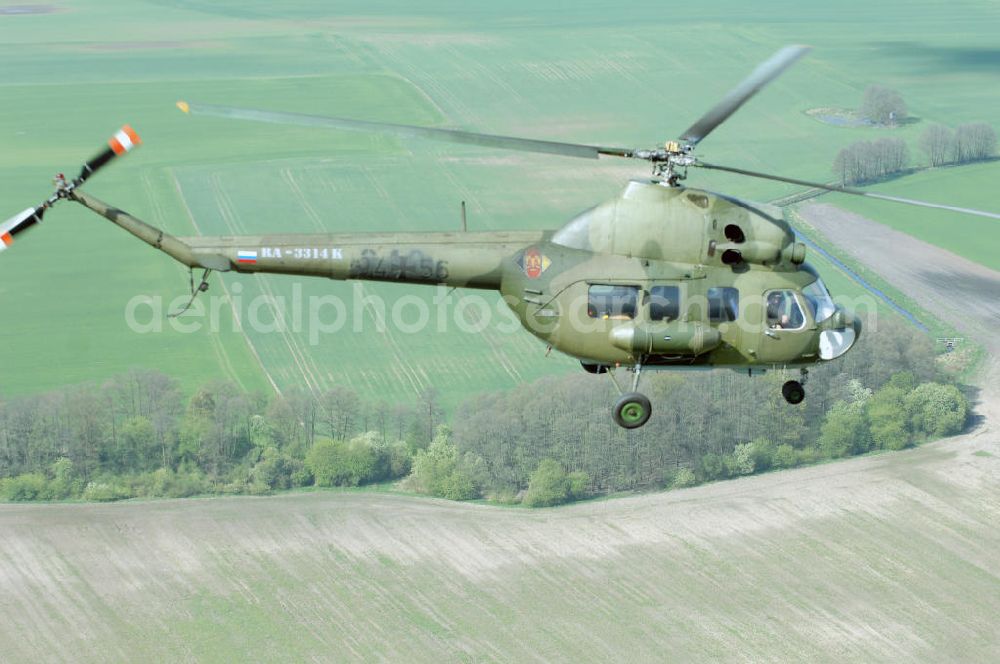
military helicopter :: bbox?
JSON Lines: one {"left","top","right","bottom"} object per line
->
{"left": 5, "top": 46, "right": 999, "bottom": 428}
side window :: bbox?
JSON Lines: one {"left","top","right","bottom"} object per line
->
{"left": 707, "top": 287, "right": 739, "bottom": 323}
{"left": 588, "top": 285, "right": 639, "bottom": 320}
{"left": 650, "top": 285, "right": 680, "bottom": 321}
{"left": 765, "top": 290, "right": 806, "bottom": 330}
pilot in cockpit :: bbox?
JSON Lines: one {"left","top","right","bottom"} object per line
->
{"left": 767, "top": 291, "right": 801, "bottom": 330}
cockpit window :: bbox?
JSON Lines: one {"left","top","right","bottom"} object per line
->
{"left": 588, "top": 285, "right": 639, "bottom": 319}
{"left": 765, "top": 290, "right": 805, "bottom": 330}
{"left": 803, "top": 278, "right": 836, "bottom": 323}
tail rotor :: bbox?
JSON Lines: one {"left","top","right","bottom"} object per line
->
{"left": 0, "top": 125, "right": 141, "bottom": 255}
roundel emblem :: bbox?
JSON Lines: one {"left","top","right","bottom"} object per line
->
{"left": 517, "top": 247, "right": 551, "bottom": 279}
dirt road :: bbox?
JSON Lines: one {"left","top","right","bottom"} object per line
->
{"left": 798, "top": 202, "right": 1000, "bottom": 426}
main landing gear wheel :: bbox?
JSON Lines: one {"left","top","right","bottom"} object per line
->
{"left": 782, "top": 380, "right": 805, "bottom": 405}
{"left": 613, "top": 392, "right": 652, "bottom": 429}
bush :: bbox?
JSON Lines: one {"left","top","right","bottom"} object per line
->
{"left": 122, "top": 471, "right": 158, "bottom": 498}
{"left": 819, "top": 401, "right": 870, "bottom": 458}
{"left": 166, "top": 469, "right": 211, "bottom": 498}
{"left": 486, "top": 488, "right": 521, "bottom": 505}
{"left": 868, "top": 384, "right": 911, "bottom": 450}
{"left": 2, "top": 473, "right": 50, "bottom": 501}
{"left": 252, "top": 448, "right": 308, "bottom": 490}
{"left": 729, "top": 443, "right": 757, "bottom": 476}
{"left": 698, "top": 453, "right": 727, "bottom": 481}
{"left": 905, "top": 383, "right": 968, "bottom": 439}
{"left": 748, "top": 438, "right": 775, "bottom": 473}
{"left": 796, "top": 447, "right": 820, "bottom": 466}
{"left": 671, "top": 467, "right": 698, "bottom": 489}
{"left": 523, "top": 459, "right": 582, "bottom": 507}
{"left": 150, "top": 468, "right": 174, "bottom": 496}
{"left": 48, "top": 457, "right": 80, "bottom": 499}
{"left": 388, "top": 442, "right": 413, "bottom": 479}
{"left": 771, "top": 444, "right": 798, "bottom": 469}
{"left": 410, "top": 431, "right": 478, "bottom": 500}
{"left": 82, "top": 481, "right": 130, "bottom": 502}
{"left": 567, "top": 471, "right": 589, "bottom": 499}
{"left": 306, "top": 438, "right": 352, "bottom": 487}
{"left": 440, "top": 470, "right": 477, "bottom": 501}
{"left": 291, "top": 466, "right": 314, "bottom": 488}
{"left": 306, "top": 435, "right": 387, "bottom": 488}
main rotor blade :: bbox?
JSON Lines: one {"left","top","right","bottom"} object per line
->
{"left": 678, "top": 45, "right": 811, "bottom": 148}
{"left": 695, "top": 161, "right": 1000, "bottom": 220}
{"left": 179, "top": 102, "right": 636, "bottom": 160}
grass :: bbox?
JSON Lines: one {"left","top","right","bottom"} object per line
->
{"left": 4, "top": 0, "right": 1000, "bottom": 408}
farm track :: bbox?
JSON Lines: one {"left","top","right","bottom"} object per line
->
{"left": 2, "top": 206, "right": 999, "bottom": 660}
{"left": 796, "top": 201, "right": 1000, "bottom": 427}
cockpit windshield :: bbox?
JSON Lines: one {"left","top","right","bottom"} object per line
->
{"left": 803, "top": 278, "right": 836, "bottom": 323}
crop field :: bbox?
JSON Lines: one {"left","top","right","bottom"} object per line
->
{"left": 3, "top": 427, "right": 1000, "bottom": 662}
{"left": 4, "top": 2, "right": 1000, "bottom": 661}
{"left": 3, "top": 0, "right": 1000, "bottom": 406}
{"left": 5, "top": 161, "right": 1000, "bottom": 661}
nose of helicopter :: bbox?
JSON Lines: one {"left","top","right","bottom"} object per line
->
{"left": 818, "top": 308, "right": 861, "bottom": 361}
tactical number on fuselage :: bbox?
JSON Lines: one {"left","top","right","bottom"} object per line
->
{"left": 349, "top": 249, "right": 448, "bottom": 282}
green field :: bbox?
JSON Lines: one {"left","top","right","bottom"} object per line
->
{"left": 3, "top": 0, "right": 1000, "bottom": 405}
{"left": 830, "top": 162, "right": 1000, "bottom": 272}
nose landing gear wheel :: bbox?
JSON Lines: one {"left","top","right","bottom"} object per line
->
{"left": 782, "top": 380, "right": 805, "bottom": 405}
{"left": 613, "top": 392, "right": 652, "bottom": 429}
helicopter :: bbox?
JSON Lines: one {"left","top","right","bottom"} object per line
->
{"left": 5, "top": 46, "right": 999, "bottom": 429}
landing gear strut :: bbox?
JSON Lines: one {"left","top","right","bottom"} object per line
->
{"left": 781, "top": 368, "right": 808, "bottom": 405}
{"left": 608, "top": 359, "right": 652, "bottom": 429}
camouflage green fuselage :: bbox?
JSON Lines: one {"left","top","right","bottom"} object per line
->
{"left": 75, "top": 179, "right": 857, "bottom": 369}
{"left": 499, "top": 181, "right": 832, "bottom": 368}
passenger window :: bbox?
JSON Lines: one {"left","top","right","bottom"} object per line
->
{"left": 765, "top": 290, "right": 805, "bottom": 330}
{"left": 588, "top": 285, "right": 639, "bottom": 320}
{"left": 707, "top": 287, "right": 739, "bottom": 323}
{"left": 650, "top": 285, "right": 680, "bottom": 321}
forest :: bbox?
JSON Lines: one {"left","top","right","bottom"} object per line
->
{"left": 0, "top": 316, "right": 969, "bottom": 506}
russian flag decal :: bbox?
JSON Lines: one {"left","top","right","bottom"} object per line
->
{"left": 237, "top": 250, "right": 258, "bottom": 264}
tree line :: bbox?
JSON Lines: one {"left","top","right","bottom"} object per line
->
{"left": 831, "top": 84, "right": 997, "bottom": 184}
{"left": 0, "top": 317, "right": 969, "bottom": 506}
{"left": 0, "top": 373, "right": 441, "bottom": 501}
{"left": 833, "top": 138, "right": 910, "bottom": 185}
{"left": 919, "top": 123, "right": 997, "bottom": 166}
{"left": 447, "top": 316, "right": 966, "bottom": 502}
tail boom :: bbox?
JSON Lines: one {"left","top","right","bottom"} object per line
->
{"left": 183, "top": 231, "right": 545, "bottom": 290}
{"left": 72, "top": 188, "right": 540, "bottom": 290}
